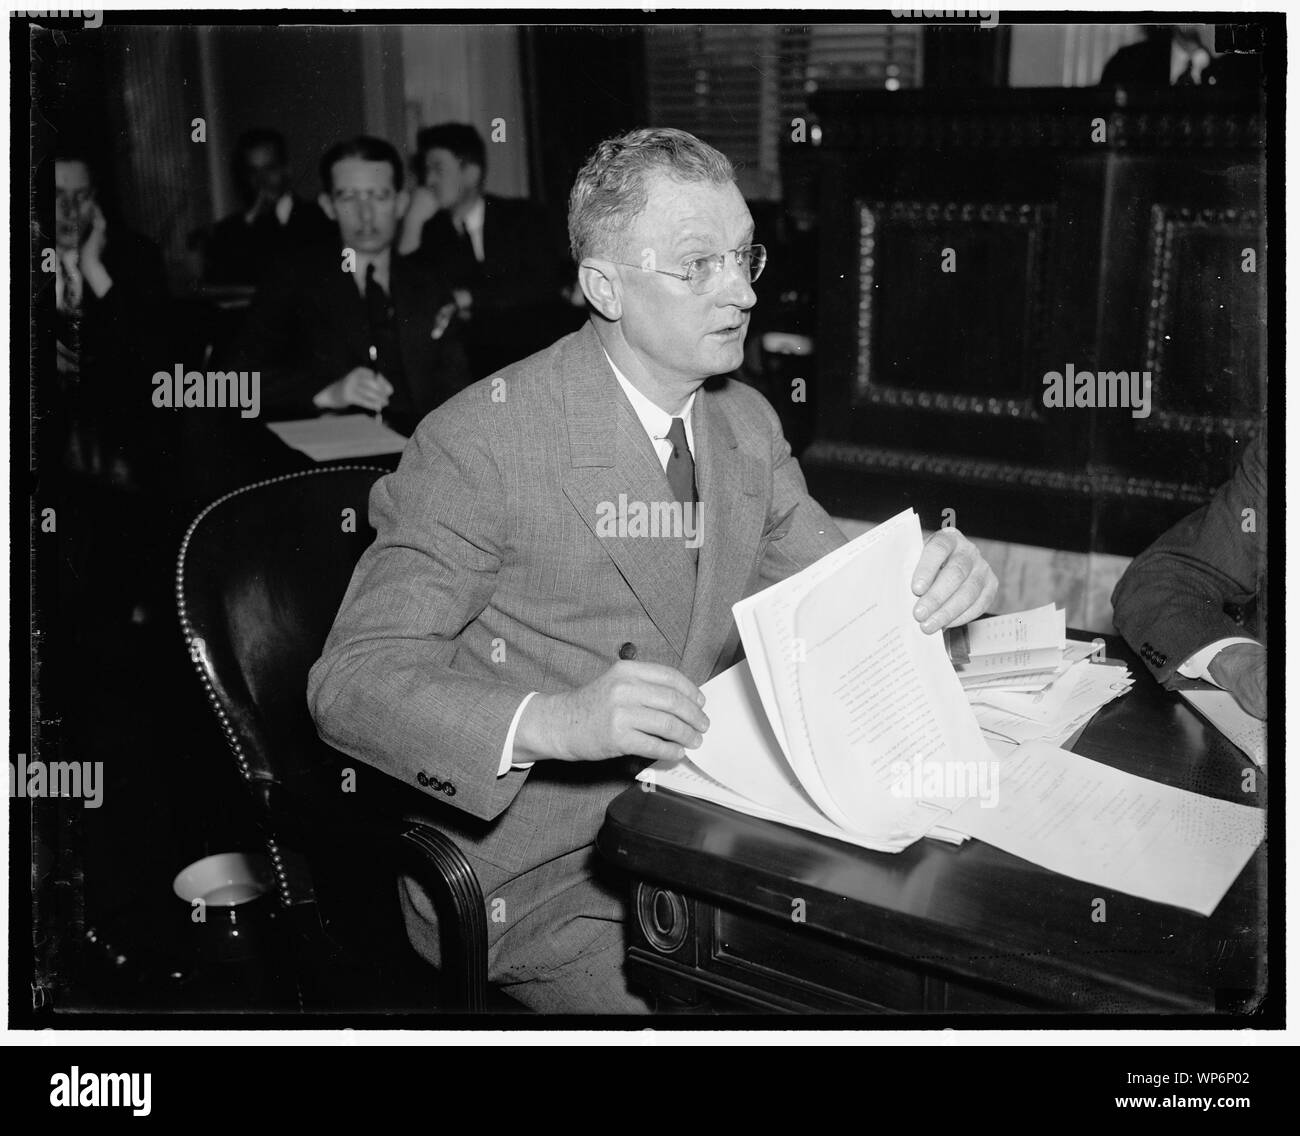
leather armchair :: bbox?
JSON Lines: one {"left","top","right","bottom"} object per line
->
{"left": 175, "top": 464, "right": 496, "bottom": 1011}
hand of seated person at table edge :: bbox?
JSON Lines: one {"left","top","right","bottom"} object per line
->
{"left": 313, "top": 366, "right": 393, "bottom": 412}
{"left": 1207, "top": 642, "right": 1267, "bottom": 719}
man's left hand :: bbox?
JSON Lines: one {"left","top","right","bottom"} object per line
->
{"left": 911, "top": 528, "right": 998, "bottom": 634}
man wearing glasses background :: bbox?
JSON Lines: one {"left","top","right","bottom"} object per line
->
{"left": 310, "top": 128, "right": 997, "bottom": 1012}
{"left": 225, "top": 135, "right": 468, "bottom": 427}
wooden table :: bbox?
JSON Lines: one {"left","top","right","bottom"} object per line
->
{"left": 597, "top": 633, "right": 1267, "bottom": 1015}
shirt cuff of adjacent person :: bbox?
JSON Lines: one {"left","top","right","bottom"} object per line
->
{"left": 1177, "top": 637, "right": 1260, "bottom": 685}
{"left": 497, "top": 691, "right": 539, "bottom": 777}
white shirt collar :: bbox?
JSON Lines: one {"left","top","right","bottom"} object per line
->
{"left": 1171, "top": 39, "right": 1212, "bottom": 84}
{"left": 275, "top": 192, "right": 294, "bottom": 226}
{"left": 457, "top": 196, "right": 487, "bottom": 263}
{"left": 602, "top": 349, "right": 696, "bottom": 464}
{"left": 462, "top": 195, "right": 486, "bottom": 235}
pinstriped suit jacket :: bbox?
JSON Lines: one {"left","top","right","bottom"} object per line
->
{"left": 307, "top": 321, "right": 845, "bottom": 926}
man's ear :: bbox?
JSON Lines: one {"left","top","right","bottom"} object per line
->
{"left": 578, "top": 258, "right": 621, "bottom": 321}
{"left": 319, "top": 192, "right": 338, "bottom": 222}
{"left": 394, "top": 188, "right": 411, "bottom": 221}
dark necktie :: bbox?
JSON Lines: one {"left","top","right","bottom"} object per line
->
{"left": 665, "top": 417, "right": 696, "bottom": 506}
{"left": 363, "top": 262, "right": 407, "bottom": 407}
{"left": 665, "top": 417, "right": 698, "bottom": 566}
{"left": 364, "top": 263, "right": 387, "bottom": 334}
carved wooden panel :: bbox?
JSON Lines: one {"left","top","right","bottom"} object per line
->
{"left": 803, "top": 87, "right": 1266, "bottom": 555}
{"left": 854, "top": 199, "right": 1053, "bottom": 420}
{"left": 1141, "top": 204, "right": 1264, "bottom": 436}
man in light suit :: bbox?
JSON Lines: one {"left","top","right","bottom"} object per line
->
{"left": 308, "top": 128, "right": 998, "bottom": 1012}
{"left": 1112, "top": 431, "right": 1267, "bottom": 719}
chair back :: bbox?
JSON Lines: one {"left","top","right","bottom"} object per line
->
{"left": 175, "top": 465, "right": 387, "bottom": 901}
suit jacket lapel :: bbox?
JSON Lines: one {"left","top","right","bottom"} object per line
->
{"left": 681, "top": 387, "right": 766, "bottom": 679}
{"left": 328, "top": 266, "right": 370, "bottom": 372}
{"left": 560, "top": 327, "right": 697, "bottom": 658}
{"left": 390, "top": 259, "right": 432, "bottom": 406}
{"left": 479, "top": 195, "right": 492, "bottom": 269}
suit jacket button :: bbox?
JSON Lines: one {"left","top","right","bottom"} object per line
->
{"left": 619, "top": 642, "right": 637, "bottom": 660}
{"left": 416, "top": 771, "right": 429, "bottom": 787}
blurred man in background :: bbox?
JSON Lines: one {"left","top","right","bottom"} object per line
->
{"left": 51, "top": 149, "right": 168, "bottom": 485}
{"left": 398, "top": 122, "right": 577, "bottom": 377}
{"left": 204, "top": 127, "right": 334, "bottom": 286}
{"left": 1100, "top": 24, "right": 1261, "bottom": 87}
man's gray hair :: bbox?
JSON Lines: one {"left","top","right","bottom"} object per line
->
{"left": 567, "top": 128, "right": 735, "bottom": 264}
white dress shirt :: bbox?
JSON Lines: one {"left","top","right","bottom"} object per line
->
{"left": 244, "top": 191, "right": 295, "bottom": 228}
{"left": 495, "top": 349, "right": 698, "bottom": 775}
{"left": 1170, "top": 39, "right": 1213, "bottom": 85}
{"left": 1177, "top": 637, "right": 1261, "bottom": 685}
{"left": 456, "top": 196, "right": 487, "bottom": 264}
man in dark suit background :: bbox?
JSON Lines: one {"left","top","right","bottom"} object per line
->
{"left": 397, "top": 122, "right": 576, "bottom": 377}
{"left": 51, "top": 148, "right": 169, "bottom": 485}
{"left": 1112, "top": 431, "right": 1267, "bottom": 719}
{"left": 225, "top": 135, "right": 469, "bottom": 430}
{"left": 204, "top": 128, "right": 335, "bottom": 287}
{"left": 1099, "top": 24, "right": 1261, "bottom": 88}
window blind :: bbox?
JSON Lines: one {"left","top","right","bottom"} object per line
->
{"left": 646, "top": 24, "right": 923, "bottom": 199}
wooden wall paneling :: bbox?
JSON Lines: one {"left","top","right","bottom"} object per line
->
{"left": 803, "top": 88, "right": 1264, "bottom": 557}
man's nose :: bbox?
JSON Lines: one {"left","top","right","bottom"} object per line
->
{"left": 719, "top": 253, "right": 757, "bottom": 308}
{"left": 358, "top": 198, "right": 376, "bottom": 224}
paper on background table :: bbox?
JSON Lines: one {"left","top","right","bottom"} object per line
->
{"left": 266, "top": 415, "right": 408, "bottom": 461}
{"left": 948, "top": 741, "right": 1265, "bottom": 916}
{"left": 1180, "top": 689, "right": 1267, "bottom": 767}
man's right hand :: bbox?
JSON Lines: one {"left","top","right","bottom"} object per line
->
{"left": 1207, "top": 642, "right": 1267, "bottom": 719}
{"left": 396, "top": 186, "right": 441, "bottom": 255}
{"left": 313, "top": 366, "right": 393, "bottom": 412}
{"left": 513, "top": 661, "right": 709, "bottom": 763}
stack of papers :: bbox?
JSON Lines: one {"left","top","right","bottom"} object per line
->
{"left": 642, "top": 510, "right": 1002, "bottom": 851}
{"left": 948, "top": 603, "right": 1067, "bottom": 690}
{"left": 633, "top": 507, "right": 1263, "bottom": 915}
{"left": 957, "top": 612, "right": 1134, "bottom": 754}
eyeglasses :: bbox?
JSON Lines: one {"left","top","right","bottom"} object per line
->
{"left": 612, "top": 243, "right": 767, "bottom": 295}
{"left": 332, "top": 188, "right": 396, "bottom": 208}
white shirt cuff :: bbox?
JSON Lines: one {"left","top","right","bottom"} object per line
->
{"left": 1177, "top": 637, "right": 1260, "bottom": 685}
{"left": 497, "top": 691, "right": 538, "bottom": 777}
